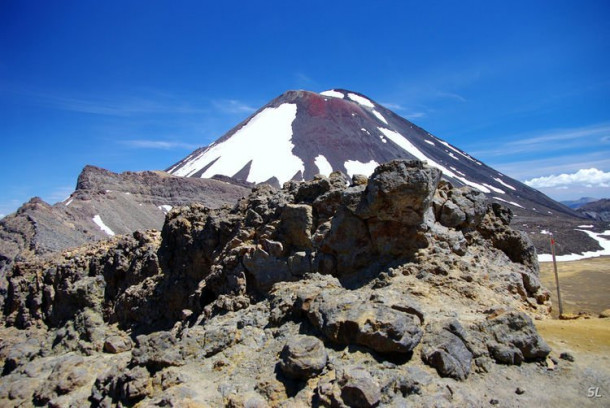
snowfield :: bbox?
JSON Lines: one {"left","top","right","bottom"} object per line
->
{"left": 171, "top": 104, "right": 304, "bottom": 185}
{"left": 320, "top": 90, "right": 345, "bottom": 99}
{"left": 347, "top": 93, "right": 375, "bottom": 108}
{"left": 344, "top": 159, "right": 379, "bottom": 177}
{"left": 538, "top": 229, "right": 610, "bottom": 262}
{"left": 493, "top": 177, "right": 517, "bottom": 191}
{"left": 314, "top": 155, "right": 333, "bottom": 177}
{"left": 92, "top": 215, "right": 115, "bottom": 236}
{"left": 371, "top": 110, "right": 388, "bottom": 124}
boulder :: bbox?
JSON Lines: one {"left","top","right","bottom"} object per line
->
{"left": 279, "top": 335, "right": 327, "bottom": 380}
{"left": 307, "top": 290, "right": 422, "bottom": 354}
{"left": 338, "top": 366, "right": 381, "bottom": 408}
{"left": 103, "top": 335, "right": 132, "bottom": 354}
{"left": 421, "top": 320, "right": 473, "bottom": 380}
{"left": 131, "top": 332, "right": 184, "bottom": 370}
{"left": 357, "top": 160, "right": 441, "bottom": 225}
{"left": 478, "top": 311, "right": 550, "bottom": 365}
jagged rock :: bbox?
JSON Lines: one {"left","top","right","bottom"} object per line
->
{"left": 279, "top": 204, "right": 314, "bottom": 250}
{"left": 131, "top": 332, "right": 184, "bottom": 370}
{"left": 103, "top": 335, "right": 132, "bottom": 354}
{"left": 33, "top": 355, "right": 91, "bottom": 405}
{"left": 357, "top": 160, "right": 441, "bottom": 224}
{"left": 319, "top": 208, "right": 374, "bottom": 275}
{"left": 478, "top": 311, "right": 551, "bottom": 365}
{"left": 2, "top": 337, "right": 42, "bottom": 375}
{"left": 279, "top": 335, "right": 327, "bottom": 380}
{"left": 306, "top": 290, "right": 423, "bottom": 353}
{"left": 421, "top": 320, "right": 472, "bottom": 380}
{"left": 181, "top": 321, "right": 240, "bottom": 358}
{"left": 435, "top": 183, "right": 488, "bottom": 230}
{"left": 338, "top": 366, "right": 381, "bottom": 408}
{"left": 0, "top": 159, "right": 561, "bottom": 407}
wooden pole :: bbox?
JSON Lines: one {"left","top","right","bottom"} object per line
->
{"left": 550, "top": 235, "right": 564, "bottom": 317}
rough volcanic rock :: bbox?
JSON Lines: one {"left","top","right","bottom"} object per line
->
{"left": 421, "top": 320, "right": 473, "bottom": 380}
{"left": 477, "top": 311, "right": 551, "bottom": 365}
{"left": 279, "top": 335, "right": 328, "bottom": 380}
{"left": 0, "top": 160, "right": 561, "bottom": 407}
{"left": 306, "top": 290, "right": 423, "bottom": 354}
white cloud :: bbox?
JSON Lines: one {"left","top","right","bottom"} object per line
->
{"left": 213, "top": 99, "right": 257, "bottom": 114}
{"left": 379, "top": 102, "right": 426, "bottom": 120}
{"left": 380, "top": 102, "right": 405, "bottom": 111}
{"left": 405, "top": 112, "right": 427, "bottom": 119}
{"left": 472, "top": 123, "right": 610, "bottom": 157}
{"left": 435, "top": 91, "right": 467, "bottom": 102}
{"left": 120, "top": 140, "right": 200, "bottom": 150}
{"left": 524, "top": 168, "right": 610, "bottom": 188}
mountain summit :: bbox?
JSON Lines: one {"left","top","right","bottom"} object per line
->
{"left": 168, "top": 89, "right": 576, "bottom": 217}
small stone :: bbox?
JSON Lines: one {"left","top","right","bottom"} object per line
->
{"left": 490, "top": 398, "right": 499, "bottom": 405}
{"left": 599, "top": 309, "right": 610, "bottom": 318}
{"left": 515, "top": 387, "right": 525, "bottom": 395}
{"left": 559, "top": 352, "right": 575, "bottom": 362}
{"left": 104, "top": 335, "right": 132, "bottom": 354}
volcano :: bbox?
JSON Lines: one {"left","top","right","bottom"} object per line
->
{"left": 168, "top": 89, "right": 577, "bottom": 218}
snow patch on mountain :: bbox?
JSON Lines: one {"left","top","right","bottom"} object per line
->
{"left": 425, "top": 140, "right": 435, "bottom": 146}
{"left": 347, "top": 93, "right": 375, "bottom": 108}
{"left": 159, "top": 205, "right": 173, "bottom": 214}
{"left": 378, "top": 127, "right": 491, "bottom": 193}
{"left": 438, "top": 140, "right": 479, "bottom": 164}
{"left": 172, "top": 104, "right": 303, "bottom": 185}
{"left": 494, "top": 177, "right": 516, "bottom": 191}
{"left": 371, "top": 110, "right": 388, "bottom": 124}
{"left": 483, "top": 184, "right": 505, "bottom": 194}
{"left": 493, "top": 196, "right": 524, "bottom": 209}
{"left": 344, "top": 159, "right": 379, "bottom": 177}
{"left": 92, "top": 215, "right": 115, "bottom": 236}
{"left": 314, "top": 155, "right": 333, "bottom": 176}
{"left": 320, "top": 90, "right": 345, "bottom": 99}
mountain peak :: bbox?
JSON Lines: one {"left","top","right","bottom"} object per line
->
{"left": 167, "top": 89, "right": 578, "bottom": 218}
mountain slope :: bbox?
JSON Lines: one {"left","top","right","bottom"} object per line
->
{"left": 0, "top": 166, "right": 250, "bottom": 270}
{"left": 168, "top": 89, "right": 579, "bottom": 219}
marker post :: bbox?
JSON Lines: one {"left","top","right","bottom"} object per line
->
{"left": 550, "top": 234, "right": 564, "bottom": 317}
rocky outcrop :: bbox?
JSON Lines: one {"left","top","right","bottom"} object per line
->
{"left": 0, "top": 160, "right": 555, "bottom": 406}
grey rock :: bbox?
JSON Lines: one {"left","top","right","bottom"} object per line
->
{"left": 478, "top": 311, "right": 551, "bottom": 365}
{"left": 422, "top": 320, "right": 472, "bottom": 380}
{"left": 103, "top": 335, "right": 132, "bottom": 354}
{"left": 307, "top": 290, "right": 422, "bottom": 353}
{"left": 132, "top": 332, "right": 184, "bottom": 370}
{"left": 279, "top": 335, "right": 327, "bottom": 380}
{"left": 280, "top": 204, "right": 314, "bottom": 250}
{"left": 338, "top": 366, "right": 381, "bottom": 408}
{"left": 357, "top": 160, "right": 441, "bottom": 225}
{"left": 319, "top": 208, "right": 374, "bottom": 276}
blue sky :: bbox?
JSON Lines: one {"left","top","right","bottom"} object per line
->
{"left": 1, "top": 0, "right": 609, "bottom": 217}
